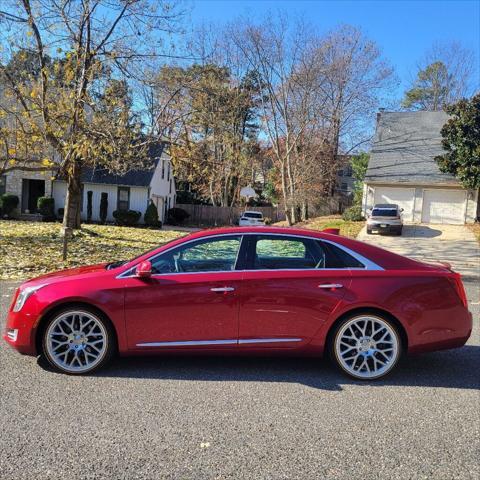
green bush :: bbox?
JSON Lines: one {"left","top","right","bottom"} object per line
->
{"left": 342, "top": 205, "right": 364, "bottom": 222}
{"left": 37, "top": 197, "right": 56, "bottom": 222}
{"left": 144, "top": 201, "right": 161, "bottom": 228}
{"left": 167, "top": 207, "right": 190, "bottom": 225}
{"left": 113, "top": 209, "right": 141, "bottom": 226}
{"left": 99, "top": 192, "right": 108, "bottom": 224}
{"left": 0, "top": 194, "right": 19, "bottom": 218}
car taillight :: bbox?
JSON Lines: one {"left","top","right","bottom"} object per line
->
{"left": 450, "top": 274, "right": 468, "bottom": 308}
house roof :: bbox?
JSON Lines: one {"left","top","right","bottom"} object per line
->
{"left": 81, "top": 142, "right": 166, "bottom": 187}
{"left": 365, "top": 111, "right": 458, "bottom": 186}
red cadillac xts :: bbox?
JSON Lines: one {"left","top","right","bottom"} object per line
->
{"left": 3, "top": 227, "right": 472, "bottom": 380}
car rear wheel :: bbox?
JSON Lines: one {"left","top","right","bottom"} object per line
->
{"left": 42, "top": 308, "right": 114, "bottom": 374}
{"left": 330, "top": 314, "right": 401, "bottom": 380}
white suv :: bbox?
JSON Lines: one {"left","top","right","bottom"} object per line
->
{"left": 366, "top": 204, "right": 403, "bottom": 235}
{"left": 239, "top": 211, "right": 265, "bottom": 226}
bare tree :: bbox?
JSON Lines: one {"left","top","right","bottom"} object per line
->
{"left": 313, "top": 25, "right": 396, "bottom": 161}
{"left": 229, "top": 16, "right": 322, "bottom": 224}
{"left": 0, "top": 0, "right": 184, "bottom": 231}
{"left": 403, "top": 41, "right": 477, "bottom": 110}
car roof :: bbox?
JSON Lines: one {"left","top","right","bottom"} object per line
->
{"left": 373, "top": 204, "right": 398, "bottom": 209}
{"left": 243, "top": 210, "right": 263, "bottom": 214}
{"left": 185, "top": 226, "right": 324, "bottom": 239}
{"left": 119, "top": 225, "right": 434, "bottom": 273}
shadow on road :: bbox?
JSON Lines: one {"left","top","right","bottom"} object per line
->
{"left": 38, "top": 345, "right": 480, "bottom": 391}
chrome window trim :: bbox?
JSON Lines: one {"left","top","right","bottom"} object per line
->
{"left": 117, "top": 232, "right": 383, "bottom": 279}
{"left": 135, "top": 338, "right": 302, "bottom": 347}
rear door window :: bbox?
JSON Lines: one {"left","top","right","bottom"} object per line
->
{"left": 251, "top": 235, "right": 321, "bottom": 270}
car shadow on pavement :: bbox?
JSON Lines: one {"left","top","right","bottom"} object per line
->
{"left": 367, "top": 225, "right": 443, "bottom": 238}
{"left": 400, "top": 225, "right": 443, "bottom": 238}
{"left": 38, "top": 345, "right": 480, "bottom": 391}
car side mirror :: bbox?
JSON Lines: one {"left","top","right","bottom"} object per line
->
{"left": 136, "top": 260, "right": 152, "bottom": 278}
{"left": 400, "top": 208, "right": 404, "bottom": 212}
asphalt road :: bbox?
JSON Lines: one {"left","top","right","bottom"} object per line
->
{"left": 0, "top": 280, "right": 479, "bottom": 480}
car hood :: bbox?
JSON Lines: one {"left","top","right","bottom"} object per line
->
{"left": 23, "top": 263, "right": 108, "bottom": 286}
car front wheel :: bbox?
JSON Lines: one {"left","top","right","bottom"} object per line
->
{"left": 42, "top": 308, "right": 114, "bottom": 374}
{"left": 330, "top": 314, "right": 401, "bottom": 380}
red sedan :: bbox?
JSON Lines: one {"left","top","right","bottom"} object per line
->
{"left": 3, "top": 227, "right": 472, "bottom": 380}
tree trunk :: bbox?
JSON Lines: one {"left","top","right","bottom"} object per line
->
{"left": 301, "top": 201, "right": 308, "bottom": 222}
{"left": 63, "top": 162, "right": 82, "bottom": 230}
{"left": 280, "top": 163, "right": 292, "bottom": 226}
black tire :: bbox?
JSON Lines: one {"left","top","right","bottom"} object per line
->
{"left": 396, "top": 227, "right": 403, "bottom": 236}
{"left": 366, "top": 228, "right": 372, "bottom": 235}
{"left": 42, "top": 306, "right": 115, "bottom": 375}
{"left": 328, "top": 313, "right": 402, "bottom": 380}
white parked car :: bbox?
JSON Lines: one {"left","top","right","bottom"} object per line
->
{"left": 366, "top": 203, "right": 403, "bottom": 235}
{"left": 239, "top": 211, "right": 265, "bottom": 226}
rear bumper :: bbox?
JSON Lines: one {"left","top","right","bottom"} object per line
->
{"left": 367, "top": 223, "right": 402, "bottom": 233}
{"left": 408, "top": 310, "right": 473, "bottom": 354}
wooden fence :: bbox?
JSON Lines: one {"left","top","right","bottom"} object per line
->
{"left": 176, "top": 204, "right": 286, "bottom": 226}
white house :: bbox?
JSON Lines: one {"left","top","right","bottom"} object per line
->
{"left": 1, "top": 143, "right": 176, "bottom": 224}
{"left": 363, "top": 111, "right": 478, "bottom": 225}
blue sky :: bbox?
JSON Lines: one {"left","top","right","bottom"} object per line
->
{"left": 189, "top": 0, "right": 480, "bottom": 96}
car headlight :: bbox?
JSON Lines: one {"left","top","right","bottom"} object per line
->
{"left": 12, "top": 284, "right": 46, "bottom": 312}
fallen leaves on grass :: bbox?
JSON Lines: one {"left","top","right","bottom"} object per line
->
{"left": 467, "top": 223, "right": 480, "bottom": 244}
{"left": 0, "top": 220, "right": 185, "bottom": 280}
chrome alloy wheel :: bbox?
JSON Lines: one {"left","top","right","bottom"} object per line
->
{"left": 45, "top": 310, "right": 108, "bottom": 373}
{"left": 334, "top": 315, "right": 400, "bottom": 379}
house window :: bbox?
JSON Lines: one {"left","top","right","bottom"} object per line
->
{"left": 341, "top": 183, "right": 348, "bottom": 191}
{"left": 0, "top": 175, "right": 6, "bottom": 195}
{"left": 117, "top": 186, "right": 130, "bottom": 211}
{"left": 167, "top": 163, "right": 170, "bottom": 181}
{"left": 338, "top": 169, "right": 344, "bottom": 177}
{"left": 344, "top": 165, "right": 353, "bottom": 177}
{"left": 161, "top": 161, "right": 165, "bottom": 179}
{"left": 169, "top": 179, "right": 172, "bottom": 194}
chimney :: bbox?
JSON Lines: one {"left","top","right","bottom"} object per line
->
{"left": 376, "top": 107, "right": 385, "bottom": 124}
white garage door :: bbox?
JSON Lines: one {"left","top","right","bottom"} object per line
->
{"left": 374, "top": 187, "right": 415, "bottom": 222}
{"left": 422, "top": 189, "right": 466, "bottom": 224}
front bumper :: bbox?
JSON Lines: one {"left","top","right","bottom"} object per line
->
{"left": 3, "top": 308, "right": 39, "bottom": 355}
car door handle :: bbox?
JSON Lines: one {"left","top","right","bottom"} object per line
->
{"left": 318, "top": 284, "right": 343, "bottom": 289}
{"left": 210, "top": 287, "right": 235, "bottom": 293}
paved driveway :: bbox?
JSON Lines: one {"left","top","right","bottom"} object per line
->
{"left": 357, "top": 224, "right": 480, "bottom": 280}
{"left": 1, "top": 279, "right": 479, "bottom": 479}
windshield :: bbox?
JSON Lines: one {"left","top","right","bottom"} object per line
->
{"left": 372, "top": 208, "right": 398, "bottom": 217}
{"left": 105, "top": 235, "right": 188, "bottom": 269}
{"left": 243, "top": 212, "right": 263, "bottom": 219}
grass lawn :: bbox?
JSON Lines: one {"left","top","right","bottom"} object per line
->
{"left": 0, "top": 220, "right": 185, "bottom": 280}
{"left": 467, "top": 223, "right": 480, "bottom": 244}
{"left": 0, "top": 215, "right": 365, "bottom": 281}
{"left": 274, "top": 215, "right": 365, "bottom": 238}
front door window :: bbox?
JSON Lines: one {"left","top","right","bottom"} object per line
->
{"left": 151, "top": 236, "right": 242, "bottom": 274}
